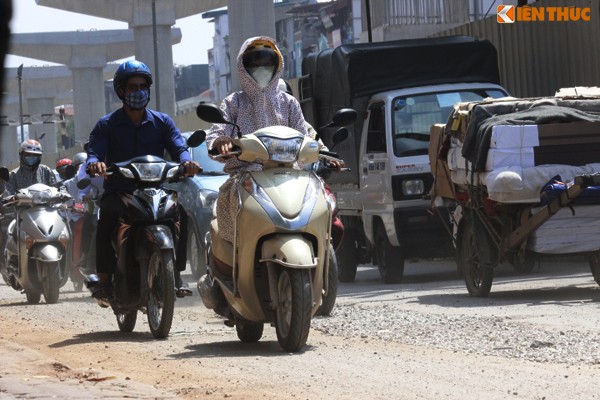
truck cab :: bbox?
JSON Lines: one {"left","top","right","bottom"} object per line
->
{"left": 346, "top": 83, "right": 508, "bottom": 282}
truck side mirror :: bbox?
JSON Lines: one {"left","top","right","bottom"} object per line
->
{"left": 0, "top": 166, "right": 9, "bottom": 182}
{"left": 187, "top": 130, "right": 206, "bottom": 148}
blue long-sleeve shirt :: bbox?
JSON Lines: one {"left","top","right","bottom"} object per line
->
{"left": 87, "top": 108, "right": 191, "bottom": 194}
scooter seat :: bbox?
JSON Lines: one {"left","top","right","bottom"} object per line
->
{"left": 210, "top": 219, "right": 234, "bottom": 275}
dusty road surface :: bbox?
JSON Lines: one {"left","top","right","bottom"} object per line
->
{"left": 1, "top": 258, "right": 600, "bottom": 399}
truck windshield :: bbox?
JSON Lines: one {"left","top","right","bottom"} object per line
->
{"left": 392, "top": 89, "right": 506, "bottom": 157}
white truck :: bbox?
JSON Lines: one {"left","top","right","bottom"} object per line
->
{"left": 298, "top": 35, "right": 509, "bottom": 283}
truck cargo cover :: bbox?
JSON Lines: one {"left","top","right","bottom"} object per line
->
{"left": 303, "top": 35, "right": 500, "bottom": 103}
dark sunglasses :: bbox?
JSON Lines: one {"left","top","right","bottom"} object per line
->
{"left": 125, "top": 83, "right": 150, "bottom": 91}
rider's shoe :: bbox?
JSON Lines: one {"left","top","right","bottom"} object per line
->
{"left": 175, "top": 271, "right": 192, "bottom": 298}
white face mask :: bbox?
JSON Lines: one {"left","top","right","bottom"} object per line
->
{"left": 247, "top": 66, "right": 275, "bottom": 88}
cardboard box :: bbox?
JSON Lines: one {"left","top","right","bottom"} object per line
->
{"left": 448, "top": 146, "right": 534, "bottom": 171}
{"left": 490, "top": 125, "right": 539, "bottom": 149}
{"left": 428, "top": 124, "right": 455, "bottom": 199}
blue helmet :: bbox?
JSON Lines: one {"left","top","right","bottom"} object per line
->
{"left": 113, "top": 60, "right": 153, "bottom": 96}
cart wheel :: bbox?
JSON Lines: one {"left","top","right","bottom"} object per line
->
{"left": 456, "top": 216, "right": 493, "bottom": 297}
{"left": 589, "top": 252, "right": 600, "bottom": 286}
{"left": 511, "top": 251, "right": 536, "bottom": 274}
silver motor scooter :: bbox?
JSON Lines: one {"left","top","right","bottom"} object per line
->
{"left": 1, "top": 171, "right": 72, "bottom": 304}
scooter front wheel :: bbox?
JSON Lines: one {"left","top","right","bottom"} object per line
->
{"left": 147, "top": 249, "right": 175, "bottom": 339}
{"left": 39, "top": 261, "right": 61, "bottom": 304}
{"left": 275, "top": 268, "right": 311, "bottom": 352}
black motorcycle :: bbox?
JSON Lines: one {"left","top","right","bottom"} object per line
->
{"left": 86, "top": 132, "right": 204, "bottom": 338}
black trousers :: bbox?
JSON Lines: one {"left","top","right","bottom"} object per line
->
{"left": 95, "top": 192, "right": 188, "bottom": 274}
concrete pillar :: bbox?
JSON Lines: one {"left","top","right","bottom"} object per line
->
{"left": 25, "top": 97, "right": 58, "bottom": 154}
{"left": 36, "top": 0, "right": 227, "bottom": 116}
{"left": 0, "top": 125, "right": 19, "bottom": 168}
{"left": 8, "top": 30, "right": 182, "bottom": 146}
{"left": 132, "top": 24, "right": 175, "bottom": 113}
{"left": 227, "top": 0, "right": 276, "bottom": 92}
{"left": 71, "top": 66, "right": 106, "bottom": 144}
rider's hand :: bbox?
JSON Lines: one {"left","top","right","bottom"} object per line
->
{"left": 218, "top": 138, "right": 234, "bottom": 155}
{"left": 328, "top": 159, "right": 345, "bottom": 171}
{"left": 182, "top": 161, "right": 201, "bottom": 177}
{"left": 88, "top": 162, "right": 107, "bottom": 177}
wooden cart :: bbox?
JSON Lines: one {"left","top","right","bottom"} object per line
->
{"left": 430, "top": 91, "right": 600, "bottom": 297}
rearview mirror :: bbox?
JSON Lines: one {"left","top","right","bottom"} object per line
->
{"left": 196, "top": 103, "right": 242, "bottom": 139}
{"left": 331, "top": 127, "right": 349, "bottom": 150}
{"left": 196, "top": 103, "right": 228, "bottom": 124}
{"left": 187, "top": 130, "right": 206, "bottom": 148}
{"left": 331, "top": 108, "right": 357, "bottom": 127}
{"left": 0, "top": 167, "right": 9, "bottom": 182}
{"left": 64, "top": 164, "right": 77, "bottom": 180}
{"left": 77, "top": 178, "right": 91, "bottom": 190}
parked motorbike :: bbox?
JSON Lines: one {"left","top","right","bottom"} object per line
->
{"left": 195, "top": 103, "right": 355, "bottom": 352}
{"left": 85, "top": 131, "right": 205, "bottom": 339}
{"left": 0, "top": 167, "right": 73, "bottom": 304}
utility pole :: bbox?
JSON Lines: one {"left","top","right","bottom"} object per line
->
{"left": 152, "top": 0, "right": 161, "bottom": 111}
{"left": 17, "top": 63, "right": 24, "bottom": 142}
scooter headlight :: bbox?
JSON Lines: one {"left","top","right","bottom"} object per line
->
{"left": 258, "top": 136, "right": 303, "bottom": 162}
{"left": 119, "top": 167, "right": 135, "bottom": 179}
{"left": 131, "top": 163, "right": 164, "bottom": 181}
{"left": 31, "top": 189, "right": 52, "bottom": 205}
{"left": 166, "top": 165, "right": 179, "bottom": 179}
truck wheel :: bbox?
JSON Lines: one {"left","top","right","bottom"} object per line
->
{"left": 375, "top": 225, "right": 404, "bottom": 284}
{"left": 337, "top": 230, "right": 359, "bottom": 283}
{"left": 589, "top": 252, "right": 600, "bottom": 286}
{"left": 457, "top": 217, "right": 493, "bottom": 297}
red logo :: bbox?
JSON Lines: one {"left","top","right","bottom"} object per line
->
{"left": 497, "top": 5, "right": 515, "bottom": 23}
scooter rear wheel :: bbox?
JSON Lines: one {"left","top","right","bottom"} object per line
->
{"left": 147, "top": 249, "right": 175, "bottom": 339}
{"left": 116, "top": 311, "right": 137, "bottom": 332}
{"left": 275, "top": 268, "right": 311, "bottom": 352}
{"left": 236, "top": 322, "right": 264, "bottom": 343}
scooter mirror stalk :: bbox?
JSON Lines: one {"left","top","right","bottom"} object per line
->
{"left": 196, "top": 103, "right": 242, "bottom": 139}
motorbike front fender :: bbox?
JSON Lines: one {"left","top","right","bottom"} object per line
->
{"left": 259, "top": 234, "right": 317, "bottom": 268}
{"left": 30, "top": 243, "right": 63, "bottom": 262}
{"left": 142, "top": 225, "right": 175, "bottom": 250}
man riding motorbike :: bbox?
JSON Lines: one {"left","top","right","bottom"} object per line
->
{"left": 86, "top": 60, "right": 200, "bottom": 300}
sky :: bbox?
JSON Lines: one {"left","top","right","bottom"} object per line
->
{"left": 5, "top": 0, "right": 219, "bottom": 68}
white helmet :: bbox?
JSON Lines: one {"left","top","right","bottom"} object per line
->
{"left": 72, "top": 152, "right": 88, "bottom": 166}
{"left": 19, "top": 139, "right": 42, "bottom": 155}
